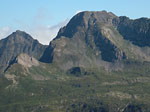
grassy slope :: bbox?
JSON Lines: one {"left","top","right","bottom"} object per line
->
{"left": 0, "top": 62, "right": 150, "bottom": 112}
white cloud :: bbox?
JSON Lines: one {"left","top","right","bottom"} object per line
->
{"left": 28, "top": 19, "right": 69, "bottom": 45}
{"left": 26, "top": 9, "right": 69, "bottom": 45}
{"left": 0, "top": 27, "right": 12, "bottom": 40}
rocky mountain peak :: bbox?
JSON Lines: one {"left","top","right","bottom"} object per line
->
{"left": 5, "top": 30, "right": 36, "bottom": 43}
{"left": 73, "top": 10, "right": 117, "bottom": 24}
{"left": 15, "top": 30, "right": 27, "bottom": 34}
{"left": 56, "top": 11, "right": 117, "bottom": 39}
{"left": 0, "top": 31, "right": 47, "bottom": 74}
{"left": 40, "top": 11, "right": 150, "bottom": 71}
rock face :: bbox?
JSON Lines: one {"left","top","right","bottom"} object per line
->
{"left": 40, "top": 11, "right": 150, "bottom": 70}
{"left": 0, "top": 30, "right": 47, "bottom": 74}
{"left": 114, "top": 16, "right": 150, "bottom": 47}
{"left": 16, "top": 53, "right": 39, "bottom": 67}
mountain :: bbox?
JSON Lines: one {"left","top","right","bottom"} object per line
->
{"left": 1, "top": 11, "right": 150, "bottom": 112}
{"left": 0, "top": 30, "right": 47, "bottom": 74}
{"left": 40, "top": 11, "right": 150, "bottom": 71}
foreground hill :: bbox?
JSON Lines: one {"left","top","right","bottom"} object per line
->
{"left": 1, "top": 53, "right": 150, "bottom": 112}
{"left": 1, "top": 11, "right": 150, "bottom": 112}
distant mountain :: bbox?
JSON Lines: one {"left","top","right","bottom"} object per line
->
{"left": 40, "top": 11, "right": 150, "bottom": 70}
{"left": 0, "top": 30, "right": 47, "bottom": 74}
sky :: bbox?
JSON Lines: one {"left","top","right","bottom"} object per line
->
{"left": 0, "top": 0, "right": 150, "bottom": 45}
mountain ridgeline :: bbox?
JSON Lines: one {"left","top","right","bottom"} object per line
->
{"left": 0, "top": 11, "right": 150, "bottom": 73}
{"left": 1, "top": 11, "right": 150, "bottom": 73}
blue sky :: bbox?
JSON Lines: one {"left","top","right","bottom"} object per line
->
{"left": 0, "top": 0, "right": 150, "bottom": 44}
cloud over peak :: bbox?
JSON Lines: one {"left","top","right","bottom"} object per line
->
{"left": 0, "top": 27, "right": 13, "bottom": 39}
{"left": 28, "top": 19, "right": 69, "bottom": 45}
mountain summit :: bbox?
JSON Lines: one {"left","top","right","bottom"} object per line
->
{"left": 56, "top": 11, "right": 117, "bottom": 39}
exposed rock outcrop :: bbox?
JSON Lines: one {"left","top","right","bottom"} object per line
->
{"left": 16, "top": 53, "right": 39, "bottom": 67}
